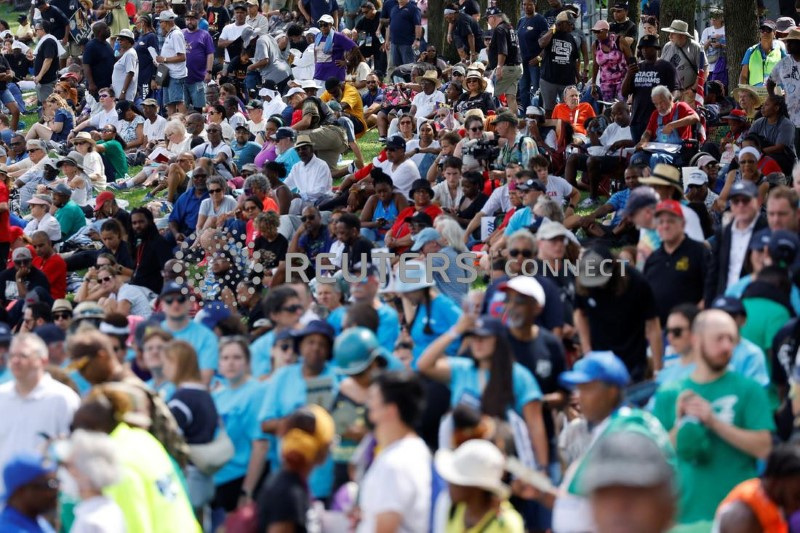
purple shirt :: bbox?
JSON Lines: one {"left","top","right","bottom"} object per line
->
{"left": 313, "top": 31, "right": 357, "bottom": 82}
{"left": 183, "top": 28, "right": 215, "bottom": 84}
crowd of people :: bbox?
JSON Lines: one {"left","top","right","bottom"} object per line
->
{"left": 2, "top": 0, "right": 800, "bottom": 531}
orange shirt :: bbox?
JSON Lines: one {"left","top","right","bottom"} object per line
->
{"left": 552, "top": 102, "right": 596, "bottom": 135}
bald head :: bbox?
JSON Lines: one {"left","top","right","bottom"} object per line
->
{"left": 692, "top": 310, "right": 739, "bottom": 373}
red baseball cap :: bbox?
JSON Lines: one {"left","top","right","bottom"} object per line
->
{"left": 94, "top": 191, "right": 115, "bottom": 212}
{"left": 655, "top": 199, "right": 684, "bottom": 218}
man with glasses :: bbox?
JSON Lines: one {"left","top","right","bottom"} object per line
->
{"left": 706, "top": 181, "right": 770, "bottom": 304}
{"left": 286, "top": 206, "right": 334, "bottom": 277}
{"left": 20, "top": 301, "right": 52, "bottom": 333}
{"left": 740, "top": 19, "right": 785, "bottom": 87}
{"left": 355, "top": 2, "right": 384, "bottom": 74}
{"left": 284, "top": 135, "right": 333, "bottom": 214}
{"left": 0, "top": 247, "right": 51, "bottom": 323}
{"left": 362, "top": 74, "right": 385, "bottom": 128}
{"left": 168, "top": 168, "right": 209, "bottom": 247}
{"left": 192, "top": 123, "right": 232, "bottom": 164}
{"left": 32, "top": 20, "right": 61, "bottom": 105}
{"left": 232, "top": 125, "right": 261, "bottom": 168}
{"left": 70, "top": 87, "right": 119, "bottom": 138}
{"left": 159, "top": 281, "right": 220, "bottom": 385}
{"left": 51, "top": 298, "right": 72, "bottom": 332}
{"left": 6, "top": 135, "right": 27, "bottom": 165}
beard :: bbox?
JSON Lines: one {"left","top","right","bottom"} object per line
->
{"left": 698, "top": 344, "right": 731, "bottom": 373}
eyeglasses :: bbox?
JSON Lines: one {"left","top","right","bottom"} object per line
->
{"left": 399, "top": 121, "right": 412, "bottom": 125}
{"left": 99, "top": 94, "right": 110, "bottom": 99}
{"left": 281, "top": 304, "right": 303, "bottom": 313}
{"left": 300, "top": 215, "right": 315, "bottom": 222}
{"left": 761, "top": 27, "right": 774, "bottom": 33}
{"left": 208, "top": 188, "right": 223, "bottom": 194}
{"left": 53, "top": 312, "right": 71, "bottom": 320}
{"left": 192, "top": 174, "right": 208, "bottom": 179}
{"left": 470, "top": 126, "right": 484, "bottom": 132}
{"left": 28, "top": 148, "right": 42, "bottom": 152}
{"left": 467, "top": 79, "right": 479, "bottom": 83}
{"left": 9, "top": 142, "right": 22, "bottom": 147}
{"left": 453, "top": 72, "right": 463, "bottom": 76}
{"left": 14, "top": 259, "right": 31, "bottom": 266}
{"left": 99, "top": 276, "right": 114, "bottom": 283}
{"left": 704, "top": 162, "right": 719, "bottom": 167}
{"left": 163, "top": 294, "right": 188, "bottom": 305}
{"left": 666, "top": 326, "right": 686, "bottom": 337}
{"left": 319, "top": 22, "right": 331, "bottom": 27}
{"left": 731, "top": 196, "right": 753, "bottom": 205}
{"left": 509, "top": 249, "right": 533, "bottom": 258}
{"left": 74, "top": 141, "right": 87, "bottom": 146}
{"left": 102, "top": 129, "right": 114, "bottom": 134}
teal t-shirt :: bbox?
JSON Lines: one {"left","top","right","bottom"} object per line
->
{"left": 54, "top": 200, "right": 87, "bottom": 239}
{"left": 98, "top": 139, "right": 129, "bottom": 179}
{"left": 652, "top": 371, "right": 775, "bottom": 524}
{"left": 448, "top": 356, "right": 543, "bottom": 414}
{"left": 161, "top": 320, "right": 219, "bottom": 372}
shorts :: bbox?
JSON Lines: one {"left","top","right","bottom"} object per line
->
{"left": 184, "top": 81, "right": 205, "bottom": 110}
{"left": 540, "top": 78, "right": 567, "bottom": 112}
{"left": 0, "top": 89, "right": 15, "bottom": 106}
{"left": 494, "top": 64, "right": 523, "bottom": 96}
{"left": 165, "top": 76, "right": 187, "bottom": 105}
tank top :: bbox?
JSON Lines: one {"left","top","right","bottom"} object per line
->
{"left": 595, "top": 34, "right": 627, "bottom": 85}
{"left": 373, "top": 198, "right": 399, "bottom": 236}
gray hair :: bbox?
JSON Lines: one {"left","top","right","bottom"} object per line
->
{"left": 434, "top": 216, "right": 468, "bottom": 253}
{"left": 792, "top": 160, "right": 800, "bottom": 183}
{"left": 651, "top": 85, "right": 673, "bottom": 102}
{"left": 164, "top": 120, "right": 186, "bottom": 139}
{"left": 507, "top": 228, "right": 538, "bottom": 251}
{"left": 68, "top": 430, "right": 122, "bottom": 491}
{"left": 206, "top": 175, "right": 227, "bottom": 192}
{"left": 244, "top": 173, "right": 268, "bottom": 192}
{"left": 11, "top": 333, "right": 48, "bottom": 361}
{"left": 534, "top": 196, "right": 565, "bottom": 223}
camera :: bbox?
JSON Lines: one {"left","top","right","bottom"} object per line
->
{"left": 466, "top": 138, "right": 501, "bottom": 166}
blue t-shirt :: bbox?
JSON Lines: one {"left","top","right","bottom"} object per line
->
{"left": 232, "top": 141, "right": 262, "bottom": 167}
{"left": 161, "top": 320, "right": 220, "bottom": 371}
{"left": 726, "top": 274, "right": 800, "bottom": 315}
{"left": 0, "top": 506, "right": 56, "bottom": 533}
{"left": 449, "top": 356, "right": 543, "bottom": 414}
{"left": 276, "top": 147, "right": 301, "bottom": 174}
{"left": 212, "top": 378, "right": 267, "bottom": 485}
{"left": 410, "top": 294, "right": 462, "bottom": 365}
{"left": 607, "top": 187, "right": 632, "bottom": 227}
{"left": 249, "top": 330, "right": 276, "bottom": 379}
{"left": 258, "top": 362, "right": 338, "bottom": 498}
{"left": 303, "top": 0, "right": 340, "bottom": 23}
{"left": 327, "top": 303, "right": 401, "bottom": 351}
{"left": 146, "top": 378, "right": 176, "bottom": 401}
{"left": 504, "top": 206, "right": 534, "bottom": 236}
{"left": 389, "top": 1, "right": 422, "bottom": 46}
{"left": 168, "top": 188, "right": 209, "bottom": 235}
{"left": 517, "top": 14, "right": 549, "bottom": 61}
{"left": 51, "top": 109, "right": 73, "bottom": 143}
{"left": 297, "top": 227, "right": 334, "bottom": 263}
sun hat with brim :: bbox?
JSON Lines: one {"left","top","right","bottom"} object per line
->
{"left": 2, "top": 453, "right": 56, "bottom": 501}
{"left": 318, "top": 14, "right": 334, "bottom": 24}
{"left": 464, "top": 70, "right": 487, "bottom": 92}
{"left": 116, "top": 29, "right": 135, "bottom": 41}
{"left": 392, "top": 260, "right": 435, "bottom": 293}
{"left": 499, "top": 276, "right": 546, "bottom": 305}
{"left": 581, "top": 431, "right": 674, "bottom": 494}
{"left": 559, "top": 350, "right": 631, "bottom": 389}
{"left": 52, "top": 299, "right": 72, "bottom": 314}
{"left": 576, "top": 246, "right": 615, "bottom": 288}
{"left": 27, "top": 194, "right": 52, "bottom": 206}
{"left": 435, "top": 440, "right": 510, "bottom": 498}
{"left": 157, "top": 9, "right": 177, "bottom": 21}
{"left": 731, "top": 85, "right": 764, "bottom": 106}
{"left": 292, "top": 319, "right": 335, "bottom": 346}
{"left": 661, "top": 20, "right": 692, "bottom": 37}
{"left": 781, "top": 27, "right": 800, "bottom": 41}
{"left": 73, "top": 131, "right": 96, "bottom": 146}
{"left": 420, "top": 70, "right": 442, "bottom": 88}
{"left": 409, "top": 178, "right": 434, "bottom": 200}
{"left": 295, "top": 135, "right": 313, "bottom": 148}
{"left": 639, "top": 163, "right": 684, "bottom": 192}
{"left": 72, "top": 301, "right": 105, "bottom": 320}
{"left": 591, "top": 20, "right": 610, "bottom": 32}
{"left": 777, "top": 17, "right": 796, "bottom": 33}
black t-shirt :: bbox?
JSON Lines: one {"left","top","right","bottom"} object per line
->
{"left": 112, "top": 209, "right": 134, "bottom": 246}
{"left": 541, "top": 31, "right": 579, "bottom": 85}
{"left": 82, "top": 38, "right": 115, "bottom": 90}
{"left": 507, "top": 327, "right": 567, "bottom": 441}
{"left": 34, "top": 39, "right": 60, "bottom": 84}
{"left": 0, "top": 267, "right": 50, "bottom": 302}
{"left": 131, "top": 234, "right": 173, "bottom": 294}
{"left": 207, "top": 5, "right": 231, "bottom": 44}
{"left": 543, "top": 7, "right": 566, "bottom": 28}
{"left": 6, "top": 52, "right": 31, "bottom": 81}
{"left": 488, "top": 22, "right": 519, "bottom": 69}
{"left": 344, "top": 236, "right": 373, "bottom": 272}
{"left": 574, "top": 268, "right": 657, "bottom": 381}
{"left": 455, "top": 91, "right": 495, "bottom": 116}
{"left": 457, "top": 193, "right": 488, "bottom": 236}
{"left": 643, "top": 236, "right": 710, "bottom": 325}
{"left": 52, "top": 0, "right": 79, "bottom": 19}
{"left": 0, "top": 55, "right": 12, "bottom": 92}
{"left": 452, "top": 12, "right": 483, "bottom": 52}
{"left": 257, "top": 470, "right": 312, "bottom": 533}
{"left": 610, "top": 19, "right": 637, "bottom": 41}
{"left": 355, "top": 14, "right": 381, "bottom": 57}
{"left": 459, "top": 0, "right": 480, "bottom": 17}
{"left": 253, "top": 234, "right": 289, "bottom": 269}
{"left": 628, "top": 59, "right": 678, "bottom": 135}
{"left": 42, "top": 5, "right": 70, "bottom": 40}
{"left": 168, "top": 387, "right": 218, "bottom": 444}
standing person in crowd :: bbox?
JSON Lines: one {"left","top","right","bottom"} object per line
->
{"left": 82, "top": 22, "right": 114, "bottom": 99}
{"left": 486, "top": 7, "right": 522, "bottom": 117}
{"left": 33, "top": 21, "right": 61, "bottom": 105}
{"left": 385, "top": 0, "right": 422, "bottom": 68}
{"left": 741, "top": 19, "right": 786, "bottom": 87}
{"left": 517, "top": 0, "right": 548, "bottom": 112}
{"left": 314, "top": 14, "right": 357, "bottom": 82}
{"left": 183, "top": 10, "right": 214, "bottom": 112}
{"left": 660, "top": 20, "right": 706, "bottom": 91}
{"left": 538, "top": 11, "right": 580, "bottom": 116}
{"left": 702, "top": 8, "right": 726, "bottom": 85}
{"left": 768, "top": 27, "right": 800, "bottom": 156}
{"left": 157, "top": 10, "right": 188, "bottom": 116}
{"left": 112, "top": 29, "right": 138, "bottom": 103}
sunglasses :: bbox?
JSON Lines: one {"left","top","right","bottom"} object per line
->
{"left": 508, "top": 249, "right": 533, "bottom": 258}
{"left": 731, "top": 196, "right": 753, "bottom": 205}
{"left": 99, "top": 94, "right": 110, "bottom": 99}
{"left": 281, "top": 304, "right": 303, "bottom": 313}
{"left": 14, "top": 259, "right": 31, "bottom": 266}
{"left": 53, "top": 311, "right": 71, "bottom": 320}
{"left": 28, "top": 148, "right": 42, "bottom": 152}
{"left": 301, "top": 215, "right": 316, "bottom": 222}
{"left": 761, "top": 27, "right": 774, "bottom": 32}
{"left": 9, "top": 142, "right": 22, "bottom": 146}
{"left": 163, "top": 294, "right": 188, "bottom": 305}
{"left": 208, "top": 188, "right": 223, "bottom": 194}
{"left": 453, "top": 72, "right": 463, "bottom": 76}
{"left": 470, "top": 126, "right": 484, "bottom": 132}
{"left": 244, "top": 188, "right": 253, "bottom": 195}
{"left": 666, "top": 327, "right": 686, "bottom": 337}
{"left": 704, "top": 162, "right": 719, "bottom": 167}
{"left": 99, "top": 276, "right": 114, "bottom": 283}
{"left": 319, "top": 22, "right": 331, "bottom": 26}
{"left": 193, "top": 174, "right": 208, "bottom": 179}
{"left": 399, "top": 121, "right": 413, "bottom": 125}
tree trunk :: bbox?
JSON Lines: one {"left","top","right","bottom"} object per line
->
{"left": 723, "top": 0, "right": 758, "bottom": 89}
{"left": 497, "top": 0, "right": 520, "bottom": 25}
{"left": 658, "top": 0, "right": 696, "bottom": 45}
{"left": 536, "top": 0, "right": 550, "bottom": 15}
{"left": 428, "top": 0, "right": 452, "bottom": 63}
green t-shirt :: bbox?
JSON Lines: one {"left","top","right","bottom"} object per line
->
{"left": 741, "top": 297, "right": 792, "bottom": 360}
{"left": 55, "top": 200, "right": 86, "bottom": 239}
{"left": 652, "top": 371, "right": 775, "bottom": 525}
{"left": 97, "top": 139, "right": 128, "bottom": 179}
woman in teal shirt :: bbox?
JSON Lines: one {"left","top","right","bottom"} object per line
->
{"left": 417, "top": 314, "right": 550, "bottom": 469}
{"left": 211, "top": 337, "right": 269, "bottom": 518}
{"left": 95, "top": 124, "right": 129, "bottom": 183}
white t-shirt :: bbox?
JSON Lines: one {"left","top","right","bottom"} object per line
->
{"left": 357, "top": 436, "right": 431, "bottom": 533}
{"left": 219, "top": 23, "right": 247, "bottom": 63}
{"left": 111, "top": 48, "right": 139, "bottom": 102}
{"left": 405, "top": 139, "right": 440, "bottom": 168}
{"left": 586, "top": 122, "right": 633, "bottom": 156}
{"left": 373, "top": 158, "right": 421, "bottom": 198}
{"left": 71, "top": 496, "right": 127, "bottom": 533}
{"left": 0, "top": 374, "right": 80, "bottom": 494}
{"left": 700, "top": 25, "right": 726, "bottom": 65}
{"left": 480, "top": 183, "right": 511, "bottom": 215}
{"left": 143, "top": 115, "right": 168, "bottom": 144}
{"left": 89, "top": 108, "right": 120, "bottom": 131}
{"left": 199, "top": 195, "right": 237, "bottom": 217}
{"left": 770, "top": 55, "right": 800, "bottom": 128}
{"left": 681, "top": 204, "right": 705, "bottom": 243}
{"left": 83, "top": 151, "right": 106, "bottom": 190}
{"left": 162, "top": 26, "right": 188, "bottom": 79}
{"left": 411, "top": 90, "right": 446, "bottom": 121}
{"left": 192, "top": 141, "right": 233, "bottom": 160}
{"left": 114, "top": 283, "right": 154, "bottom": 318}
{"left": 543, "top": 175, "right": 574, "bottom": 207}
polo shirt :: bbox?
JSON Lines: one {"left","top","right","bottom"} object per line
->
{"left": 388, "top": 1, "right": 421, "bottom": 46}
{"left": 54, "top": 200, "right": 87, "bottom": 240}
{"left": 643, "top": 236, "right": 710, "bottom": 324}
{"left": 168, "top": 189, "right": 209, "bottom": 235}
{"left": 161, "top": 320, "right": 219, "bottom": 371}
{"left": 0, "top": 374, "right": 80, "bottom": 493}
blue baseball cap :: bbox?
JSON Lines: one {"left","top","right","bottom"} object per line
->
{"left": 195, "top": 301, "right": 232, "bottom": 330}
{"left": 160, "top": 281, "right": 188, "bottom": 297}
{"left": 711, "top": 296, "right": 746, "bottom": 317}
{"left": 466, "top": 316, "right": 506, "bottom": 337}
{"left": 729, "top": 181, "right": 758, "bottom": 200}
{"left": 33, "top": 323, "right": 66, "bottom": 345}
{"left": 411, "top": 228, "right": 442, "bottom": 252}
{"left": 291, "top": 320, "right": 335, "bottom": 344}
{"left": 559, "top": 351, "right": 630, "bottom": 389}
{"left": 769, "top": 230, "right": 800, "bottom": 267}
{"left": 3, "top": 453, "right": 55, "bottom": 500}
{"left": 749, "top": 229, "right": 772, "bottom": 251}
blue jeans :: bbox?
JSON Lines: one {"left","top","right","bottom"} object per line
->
{"left": 245, "top": 71, "right": 261, "bottom": 95}
{"left": 390, "top": 44, "right": 415, "bottom": 68}
{"left": 6, "top": 83, "right": 24, "bottom": 111}
{"left": 519, "top": 63, "right": 540, "bottom": 111}
{"left": 164, "top": 76, "right": 186, "bottom": 105}
{"left": 360, "top": 227, "right": 385, "bottom": 245}
{"left": 184, "top": 80, "right": 206, "bottom": 110}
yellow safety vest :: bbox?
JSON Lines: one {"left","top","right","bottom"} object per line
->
{"left": 747, "top": 43, "right": 783, "bottom": 86}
